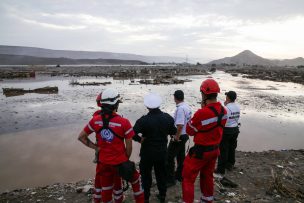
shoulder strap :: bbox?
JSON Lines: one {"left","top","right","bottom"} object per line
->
{"left": 98, "top": 113, "right": 124, "bottom": 140}
{"left": 199, "top": 105, "right": 225, "bottom": 133}
{"left": 209, "top": 106, "right": 224, "bottom": 126}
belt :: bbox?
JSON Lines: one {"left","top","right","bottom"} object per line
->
{"left": 189, "top": 144, "right": 219, "bottom": 159}
{"left": 193, "top": 144, "right": 219, "bottom": 152}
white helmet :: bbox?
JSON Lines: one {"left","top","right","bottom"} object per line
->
{"left": 101, "top": 88, "right": 121, "bottom": 105}
{"left": 144, "top": 93, "right": 162, "bottom": 109}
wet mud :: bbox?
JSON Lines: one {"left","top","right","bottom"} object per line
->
{"left": 225, "top": 67, "right": 304, "bottom": 85}
{"left": 1, "top": 150, "right": 303, "bottom": 203}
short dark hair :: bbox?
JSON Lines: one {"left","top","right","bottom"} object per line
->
{"left": 205, "top": 93, "right": 218, "bottom": 100}
{"left": 225, "top": 91, "right": 237, "bottom": 102}
{"left": 102, "top": 102, "right": 120, "bottom": 114}
{"left": 174, "top": 90, "right": 184, "bottom": 101}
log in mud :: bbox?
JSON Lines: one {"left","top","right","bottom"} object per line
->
{"left": 2, "top": 86, "right": 58, "bottom": 97}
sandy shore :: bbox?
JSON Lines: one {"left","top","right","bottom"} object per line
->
{"left": 1, "top": 150, "right": 303, "bottom": 203}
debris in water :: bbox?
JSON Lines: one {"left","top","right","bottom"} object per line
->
{"left": 2, "top": 86, "right": 58, "bottom": 97}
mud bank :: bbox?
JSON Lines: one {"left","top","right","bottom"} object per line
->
{"left": 224, "top": 67, "right": 304, "bottom": 85}
{"left": 0, "top": 150, "right": 303, "bottom": 203}
{"left": 2, "top": 65, "right": 304, "bottom": 86}
{"left": 0, "top": 65, "right": 208, "bottom": 79}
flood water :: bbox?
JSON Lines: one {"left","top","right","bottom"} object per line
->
{"left": 0, "top": 71, "right": 303, "bottom": 192}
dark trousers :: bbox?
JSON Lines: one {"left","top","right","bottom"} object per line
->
{"left": 139, "top": 156, "right": 167, "bottom": 200}
{"left": 167, "top": 138, "right": 187, "bottom": 183}
{"left": 217, "top": 127, "right": 239, "bottom": 174}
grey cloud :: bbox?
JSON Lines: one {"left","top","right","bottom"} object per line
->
{"left": 0, "top": 0, "right": 304, "bottom": 62}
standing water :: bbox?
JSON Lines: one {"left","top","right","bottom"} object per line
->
{"left": 0, "top": 71, "right": 303, "bottom": 192}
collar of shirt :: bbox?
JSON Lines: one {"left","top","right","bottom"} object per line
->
{"left": 147, "top": 108, "right": 162, "bottom": 115}
{"left": 176, "top": 101, "right": 185, "bottom": 107}
{"left": 226, "top": 102, "right": 236, "bottom": 107}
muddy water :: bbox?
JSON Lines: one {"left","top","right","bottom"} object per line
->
{"left": 0, "top": 71, "right": 303, "bottom": 192}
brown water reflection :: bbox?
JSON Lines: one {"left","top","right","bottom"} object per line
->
{"left": 0, "top": 112, "right": 303, "bottom": 192}
{"left": 0, "top": 124, "right": 94, "bottom": 192}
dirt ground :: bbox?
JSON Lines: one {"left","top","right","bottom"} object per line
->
{"left": 1, "top": 150, "right": 303, "bottom": 203}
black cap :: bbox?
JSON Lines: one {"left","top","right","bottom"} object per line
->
{"left": 225, "top": 91, "right": 237, "bottom": 102}
{"left": 174, "top": 90, "right": 184, "bottom": 101}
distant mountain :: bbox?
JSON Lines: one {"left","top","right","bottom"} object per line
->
{"left": 0, "top": 54, "right": 148, "bottom": 65}
{"left": 0, "top": 45, "right": 184, "bottom": 63}
{"left": 208, "top": 50, "right": 304, "bottom": 66}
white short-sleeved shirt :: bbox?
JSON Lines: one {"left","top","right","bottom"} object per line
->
{"left": 225, "top": 102, "right": 240, "bottom": 128}
{"left": 174, "top": 102, "right": 192, "bottom": 135}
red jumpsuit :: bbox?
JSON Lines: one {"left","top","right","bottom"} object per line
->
{"left": 183, "top": 102, "right": 227, "bottom": 203}
{"left": 84, "top": 112, "right": 144, "bottom": 203}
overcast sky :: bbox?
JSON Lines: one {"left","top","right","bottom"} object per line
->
{"left": 0, "top": 0, "right": 303, "bottom": 62}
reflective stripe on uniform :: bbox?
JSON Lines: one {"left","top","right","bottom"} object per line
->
{"left": 88, "top": 123, "right": 94, "bottom": 132}
{"left": 133, "top": 190, "right": 144, "bottom": 196}
{"left": 102, "top": 185, "right": 113, "bottom": 190}
{"left": 201, "top": 115, "right": 227, "bottom": 126}
{"left": 201, "top": 195, "right": 214, "bottom": 201}
{"left": 188, "top": 121, "right": 198, "bottom": 132}
{"left": 114, "top": 194, "right": 123, "bottom": 200}
{"left": 125, "top": 128, "right": 133, "bottom": 135}
{"left": 131, "top": 177, "right": 140, "bottom": 185}
{"left": 113, "top": 189, "right": 123, "bottom": 194}
{"left": 95, "top": 121, "right": 122, "bottom": 127}
{"left": 109, "top": 122, "right": 122, "bottom": 127}
{"left": 95, "top": 188, "right": 102, "bottom": 193}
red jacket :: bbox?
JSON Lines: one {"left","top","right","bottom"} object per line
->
{"left": 84, "top": 113, "right": 134, "bottom": 165}
{"left": 186, "top": 102, "right": 227, "bottom": 146}
{"left": 93, "top": 109, "right": 102, "bottom": 117}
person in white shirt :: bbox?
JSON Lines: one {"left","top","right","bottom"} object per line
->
{"left": 216, "top": 91, "right": 240, "bottom": 175}
{"left": 166, "top": 90, "right": 192, "bottom": 187}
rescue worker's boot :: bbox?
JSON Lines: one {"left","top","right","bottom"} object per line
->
{"left": 220, "top": 177, "right": 238, "bottom": 188}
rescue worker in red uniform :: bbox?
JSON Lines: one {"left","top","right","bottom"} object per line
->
{"left": 78, "top": 88, "right": 144, "bottom": 203}
{"left": 182, "top": 79, "right": 227, "bottom": 203}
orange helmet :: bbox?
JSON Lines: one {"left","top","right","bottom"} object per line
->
{"left": 200, "top": 79, "right": 220, "bottom": 94}
{"left": 96, "top": 93, "right": 102, "bottom": 107}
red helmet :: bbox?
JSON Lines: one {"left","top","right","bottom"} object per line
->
{"left": 96, "top": 93, "right": 102, "bottom": 107}
{"left": 200, "top": 79, "right": 220, "bottom": 94}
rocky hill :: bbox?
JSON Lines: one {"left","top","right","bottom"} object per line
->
{"left": 0, "top": 54, "right": 147, "bottom": 65}
{"left": 0, "top": 45, "right": 184, "bottom": 63}
{"left": 209, "top": 50, "right": 304, "bottom": 66}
